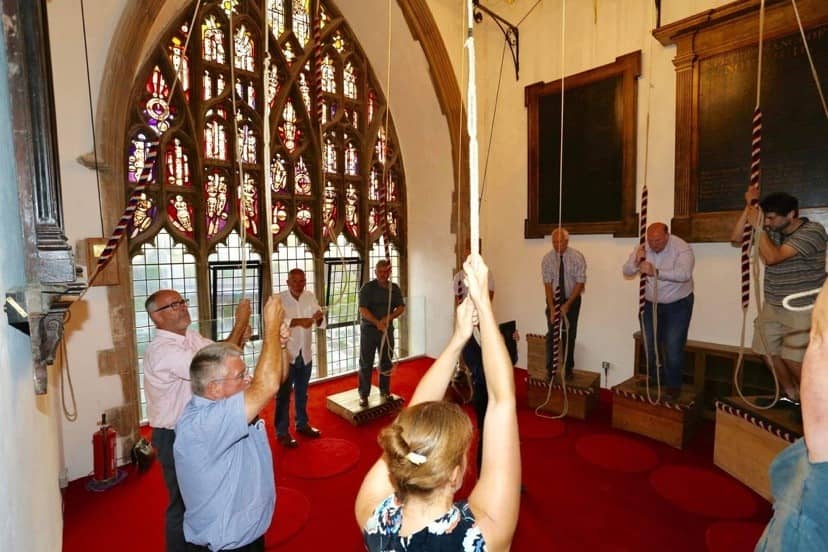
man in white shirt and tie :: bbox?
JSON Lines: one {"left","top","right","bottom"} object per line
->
{"left": 276, "top": 268, "right": 326, "bottom": 447}
{"left": 542, "top": 228, "right": 587, "bottom": 380}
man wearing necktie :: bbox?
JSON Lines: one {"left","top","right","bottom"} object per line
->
{"left": 542, "top": 228, "right": 587, "bottom": 379}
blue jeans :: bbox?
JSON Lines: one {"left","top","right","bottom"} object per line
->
{"left": 275, "top": 354, "right": 312, "bottom": 435}
{"left": 641, "top": 293, "right": 694, "bottom": 389}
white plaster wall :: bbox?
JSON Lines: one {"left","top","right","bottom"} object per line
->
{"left": 47, "top": 0, "right": 129, "bottom": 482}
{"left": 0, "top": 23, "right": 63, "bottom": 552}
{"left": 468, "top": 0, "right": 760, "bottom": 386}
{"left": 337, "top": 0, "right": 457, "bottom": 356}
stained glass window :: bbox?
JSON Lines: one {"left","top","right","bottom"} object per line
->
{"left": 126, "top": 0, "right": 406, "bottom": 420}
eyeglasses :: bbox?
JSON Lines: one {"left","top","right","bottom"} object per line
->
{"left": 153, "top": 298, "right": 190, "bottom": 313}
{"left": 211, "top": 368, "right": 251, "bottom": 384}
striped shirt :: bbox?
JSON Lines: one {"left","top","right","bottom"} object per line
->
{"left": 541, "top": 247, "right": 587, "bottom": 299}
{"left": 764, "top": 219, "right": 827, "bottom": 307}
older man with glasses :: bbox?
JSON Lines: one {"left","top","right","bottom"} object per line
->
{"left": 143, "top": 289, "right": 251, "bottom": 552}
{"left": 174, "top": 295, "right": 286, "bottom": 552}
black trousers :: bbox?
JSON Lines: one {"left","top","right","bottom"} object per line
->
{"left": 546, "top": 296, "right": 582, "bottom": 376}
{"left": 359, "top": 325, "right": 393, "bottom": 398}
{"left": 151, "top": 427, "right": 195, "bottom": 552}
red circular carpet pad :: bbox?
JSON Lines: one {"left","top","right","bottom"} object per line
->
{"left": 517, "top": 409, "right": 566, "bottom": 440}
{"left": 265, "top": 486, "right": 310, "bottom": 546}
{"left": 280, "top": 438, "right": 361, "bottom": 479}
{"left": 575, "top": 434, "right": 660, "bottom": 473}
{"left": 649, "top": 465, "right": 758, "bottom": 519}
{"left": 705, "top": 521, "right": 766, "bottom": 552}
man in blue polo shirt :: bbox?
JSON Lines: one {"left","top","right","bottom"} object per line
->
{"left": 174, "top": 295, "right": 286, "bottom": 552}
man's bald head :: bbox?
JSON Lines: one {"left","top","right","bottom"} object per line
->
{"left": 646, "top": 223, "right": 669, "bottom": 253}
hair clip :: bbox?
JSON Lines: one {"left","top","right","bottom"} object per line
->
{"left": 405, "top": 451, "right": 427, "bottom": 465}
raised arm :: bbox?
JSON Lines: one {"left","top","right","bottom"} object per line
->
{"left": 408, "top": 296, "right": 474, "bottom": 406}
{"left": 464, "top": 254, "right": 520, "bottom": 551}
{"left": 243, "top": 295, "right": 285, "bottom": 422}
{"left": 225, "top": 299, "right": 251, "bottom": 346}
{"left": 802, "top": 281, "right": 828, "bottom": 463}
{"left": 355, "top": 290, "right": 475, "bottom": 528}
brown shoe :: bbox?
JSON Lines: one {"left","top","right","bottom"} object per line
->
{"left": 359, "top": 397, "right": 368, "bottom": 408}
{"left": 296, "top": 425, "right": 321, "bottom": 438}
{"left": 277, "top": 433, "right": 298, "bottom": 448}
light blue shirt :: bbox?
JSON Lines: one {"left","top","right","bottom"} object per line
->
{"left": 755, "top": 438, "right": 828, "bottom": 551}
{"left": 622, "top": 235, "right": 694, "bottom": 304}
{"left": 174, "top": 392, "right": 275, "bottom": 551}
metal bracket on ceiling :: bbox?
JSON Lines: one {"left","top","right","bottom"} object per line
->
{"left": 473, "top": 0, "right": 520, "bottom": 81}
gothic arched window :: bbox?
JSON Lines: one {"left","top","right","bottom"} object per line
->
{"left": 125, "top": 0, "right": 407, "bottom": 418}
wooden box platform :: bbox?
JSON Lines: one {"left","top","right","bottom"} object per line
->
{"left": 326, "top": 386, "right": 404, "bottom": 426}
{"left": 714, "top": 396, "right": 801, "bottom": 502}
{"left": 526, "top": 370, "right": 600, "bottom": 420}
{"left": 526, "top": 333, "right": 548, "bottom": 381}
{"left": 611, "top": 376, "right": 700, "bottom": 449}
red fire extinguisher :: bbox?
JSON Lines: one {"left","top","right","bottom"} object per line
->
{"left": 93, "top": 413, "right": 117, "bottom": 482}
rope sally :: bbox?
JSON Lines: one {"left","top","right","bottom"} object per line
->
{"left": 734, "top": 0, "right": 781, "bottom": 410}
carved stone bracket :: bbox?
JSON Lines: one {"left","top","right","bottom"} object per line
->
{"left": 5, "top": 283, "right": 84, "bottom": 394}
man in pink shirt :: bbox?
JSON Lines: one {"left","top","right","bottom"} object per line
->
{"left": 143, "top": 289, "right": 250, "bottom": 552}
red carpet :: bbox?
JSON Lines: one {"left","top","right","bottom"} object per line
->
{"left": 705, "top": 521, "right": 767, "bottom": 552}
{"left": 517, "top": 409, "right": 566, "bottom": 439}
{"left": 265, "top": 487, "right": 310, "bottom": 545}
{"left": 279, "top": 438, "right": 360, "bottom": 479}
{"left": 63, "top": 359, "right": 772, "bottom": 551}
{"left": 575, "top": 434, "right": 660, "bottom": 473}
{"left": 649, "top": 465, "right": 759, "bottom": 519}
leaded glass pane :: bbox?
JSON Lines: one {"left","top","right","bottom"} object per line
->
{"left": 267, "top": 0, "right": 286, "bottom": 38}
{"left": 292, "top": 0, "right": 311, "bottom": 46}
{"left": 233, "top": 25, "right": 255, "bottom": 72}
{"left": 295, "top": 156, "right": 312, "bottom": 195}
{"left": 345, "top": 183, "right": 359, "bottom": 238}
{"left": 271, "top": 153, "right": 289, "bottom": 193}
{"left": 343, "top": 61, "right": 357, "bottom": 99}
{"left": 202, "top": 15, "right": 226, "bottom": 64}
{"left": 130, "top": 193, "right": 157, "bottom": 238}
{"left": 241, "top": 173, "right": 259, "bottom": 237}
{"left": 168, "top": 194, "right": 195, "bottom": 237}
{"left": 205, "top": 169, "right": 231, "bottom": 238}
{"left": 143, "top": 66, "right": 175, "bottom": 134}
{"left": 321, "top": 54, "right": 336, "bottom": 93}
{"left": 296, "top": 202, "right": 313, "bottom": 238}
{"left": 165, "top": 138, "right": 191, "bottom": 187}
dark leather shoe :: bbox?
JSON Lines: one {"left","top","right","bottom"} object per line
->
{"left": 381, "top": 393, "right": 392, "bottom": 402}
{"left": 296, "top": 425, "right": 321, "bottom": 438}
{"left": 277, "top": 433, "right": 298, "bottom": 448}
{"left": 359, "top": 397, "right": 368, "bottom": 408}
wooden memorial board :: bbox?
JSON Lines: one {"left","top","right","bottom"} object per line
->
{"left": 654, "top": 0, "right": 828, "bottom": 242}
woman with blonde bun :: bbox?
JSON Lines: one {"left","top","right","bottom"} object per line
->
{"left": 356, "top": 254, "right": 520, "bottom": 551}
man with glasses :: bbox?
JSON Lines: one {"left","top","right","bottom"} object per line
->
{"left": 144, "top": 289, "right": 250, "bottom": 552}
{"left": 275, "top": 268, "right": 326, "bottom": 448}
{"left": 174, "top": 295, "right": 286, "bottom": 552}
{"left": 358, "top": 259, "right": 405, "bottom": 407}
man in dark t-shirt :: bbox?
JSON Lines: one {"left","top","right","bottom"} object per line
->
{"left": 358, "top": 260, "right": 405, "bottom": 407}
